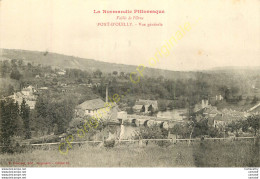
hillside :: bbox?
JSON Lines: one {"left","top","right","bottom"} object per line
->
{"left": 0, "top": 49, "right": 196, "bottom": 80}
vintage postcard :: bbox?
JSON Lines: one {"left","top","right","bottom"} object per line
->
{"left": 0, "top": 0, "right": 259, "bottom": 170}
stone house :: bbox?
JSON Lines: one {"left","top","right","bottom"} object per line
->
{"left": 133, "top": 99, "right": 158, "bottom": 113}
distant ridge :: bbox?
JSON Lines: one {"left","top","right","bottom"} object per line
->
{"left": 0, "top": 49, "right": 197, "bottom": 80}
{"left": 210, "top": 66, "right": 260, "bottom": 71}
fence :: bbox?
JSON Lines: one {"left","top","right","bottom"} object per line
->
{"left": 5, "top": 136, "right": 256, "bottom": 148}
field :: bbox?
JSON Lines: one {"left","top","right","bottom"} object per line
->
{"left": 0, "top": 140, "right": 259, "bottom": 167}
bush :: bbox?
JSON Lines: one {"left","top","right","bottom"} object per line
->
{"left": 104, "top": 140, "right": 115, "bottom": 148}
{"left": 136, "top": 126, "right": 170, "bottom": 147}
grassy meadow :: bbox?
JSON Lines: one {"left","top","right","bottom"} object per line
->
{"left": 0, "top": 140, "right": 259, "bottom": 167}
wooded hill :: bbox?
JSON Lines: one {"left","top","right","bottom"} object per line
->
{"left": 0, "top": 49, "right": 196, "bottom": 80}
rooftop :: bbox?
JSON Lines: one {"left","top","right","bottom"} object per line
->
{"left": 76, "top": 98, "right": 106, "bottom": 110}
{"left": 136, "top": 99, "right": 158, "bottom": 106}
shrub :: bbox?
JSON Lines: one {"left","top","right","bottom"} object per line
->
{"left": 104, "top": 140, "right": 115, "bottom": 148}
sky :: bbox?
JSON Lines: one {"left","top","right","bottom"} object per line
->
{"left": 0, "top": 0, "right": 260, "bottom": 71}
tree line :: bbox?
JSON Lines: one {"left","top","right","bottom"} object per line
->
{"left": 0, "top": 98, "right": 31, "bottom": 153}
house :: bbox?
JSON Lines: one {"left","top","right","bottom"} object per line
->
{"left": 21, "top": 85, "right": 36, "bottom": 96}
{"left": 208, "top": 109, "right": 248, "bottom": 128}
{"left": 252, "top": 79, "right": 260, "bottom": 90}
{"left": 117, "top": 111, "right": 127, "bottom": 124}
{"left": 44, "top": 73, "right": 51, "bottom": 78}
{"left": 87, "top": 83, "right": 93, "bottom": 88}
{"left": 195, "top": 105, "right": 221, "bottom": 118}
{"left": 75, "top": 98, "right": 109, "bottom": 118}
{"left": 132, "top": 105, "right": 144, "bottom": 113}
{"left": 212, "top": 114, "right": 226, "bottom": 128}
{"left": 216, "top": 94, "right": 223, "bottom": 101}
{"left": 38, "top": 87, "right": 48, "bottom": 91}
{"left": 221, "top": 108, "right": 248, "bottom": 121}
{"left": 50, "top": 73, "right": 57, "bottom": 77}
{"left": 194, "top": 99, "right": 209, "bottom": 113}
{"left": 75, "top": 97, "right": 120, "bottom": 122}
{"left": 203, "top": 106, "right": 221, "bottom": 118}
{"left": 57, "top": 69, "right": 66, "bottom": 75}
{"left": 9, "top": 85, "right": 37, "bottom": 109}
{"left": 208, "top": 114, "right": 225, "bottom": 129}
{"left": 133, "top": 99, "right": 158, "bottom": 113}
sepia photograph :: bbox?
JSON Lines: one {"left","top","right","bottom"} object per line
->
{"left": 0, "top": 0, "right": 259, "bottom": 171}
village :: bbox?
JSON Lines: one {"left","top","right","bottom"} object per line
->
{"left": 3, "top": 65, "right": 260, "bottom": 146}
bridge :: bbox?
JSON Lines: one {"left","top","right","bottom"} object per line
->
{"left": 120, "top": 114, "right": 185, "bottom": 128}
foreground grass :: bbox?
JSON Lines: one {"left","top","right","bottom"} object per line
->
{"left": 0, "top": 140, "right": 259, "bottom": 167}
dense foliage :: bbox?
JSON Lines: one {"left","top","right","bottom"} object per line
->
{"left": 0, "top": 98, "right": 20, "bottom": 153}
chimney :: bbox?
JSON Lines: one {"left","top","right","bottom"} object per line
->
{"left": 202, "top": 100, "right": 205, "bottom": 108}
{"left": 206, "top": 100, "right": 209, "bottom": 107}
{"left": 106, "top": 84, "right": 108, "bottom": 103}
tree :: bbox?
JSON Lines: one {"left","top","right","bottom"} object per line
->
{"left": 27, "top": 63, "right": 32, "bottom": 69}
{"left": 208, "top": 126, "right": 219, "bottom": 138}
{"left": 241, "top": 120, "right": 249, "bottom": 132}
{"left": 48, "top": 98, "right": 75, "bottom": 134}
{"left": 10, "top": 68, "right": 22, "bottom": 80}
{"left": 148, "top": 105, "right": 154, "bottom": 116}
{"left": 0, "top": 60, "right": 11, "bottom": 77}
{"left": 34, "top": 95, "right": 51, "bottom": 134}
{"left": 52, "top": 78, "right": 58, "bottom": 83}
{"left": 8, "top": 85, "right": 14, "bottom": 95}
{"left": 35, "top": 96, "right": 48, "bottom": 118}
{"left": 158, "top": 101, "right": 167, "bottom": 111}
{"left": 136, "top": 126, "right": 169, "bottom": 147}
{"left": 88, "top": 78, "right": 92, "bottom": 84}
{"left": 251, "top": 96, "right": 259, "bottom": 105}
{"left": 219, "top": 86, "right": 230, "bottom": 100}
{"left": 167, "top": 101, "right": 174, "bottom": 110}
{"left": 193, "top": 119, "right": 208, "bottom": 137}
{"left": 34, "top": 95, "right": 76, "bottom": 135}
{"left": 94, "top": 69, "right": 102, "bottom": 78}
{"left": 140, "top": 105, "right": 145, "bottom": 112}
{"left": 231, "top": 86, "right": 239, "bottom": 95}
{"left": 170, "top": 123, "right": 191, "bottom": 139}
{"left": 11, "top": 59, "right": 17, "bottom": 69}
{"left": 171, "top": 123, "right": 182, "bottom": 138}
{"left": 247, "top": 115, "right": 260, "bottom": 136}
{"left": 18, "top": 59, "right": 24, "bottom": 67}
{"left": 112, "top": 71, "right": 118, "bottom": 76}
{"left": 0, "top": 98, "right": 19, "bottom": 153}
{"left": 77, "top": 78, "right": 83, "bottom": 83}
{"left": 20, "top": 98, "right": 31, "bottom": 139}
{"left": 126, "top": 107, "right": 134, "bottom": 114}
{"left": 227, "top": 121, "right": 242, "bottom": 137}
{"left": 120, "top": 72, "right": 125, "bottom": 77}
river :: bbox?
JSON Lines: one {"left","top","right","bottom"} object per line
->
{"left": 156, "top": 108, "right": 188, "bottom": 121}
